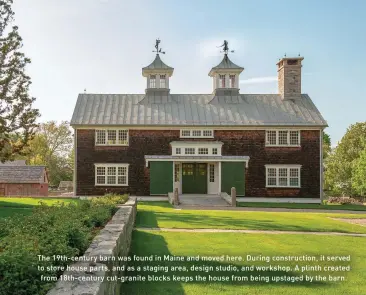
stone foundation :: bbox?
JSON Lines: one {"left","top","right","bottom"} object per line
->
{"left": 47, "top": 199, "right": 137, "bottom": 295}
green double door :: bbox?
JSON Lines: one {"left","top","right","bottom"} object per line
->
{"left": 182, "top": 163, "right": 207, "bottom": 194}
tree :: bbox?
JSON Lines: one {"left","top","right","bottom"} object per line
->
{"left": 323, "top": 131, "right": 331, "bottom": 160}
{"left": 19, "top": 121, "right": 73, "bottom": 186}
{"left": 352, "top": 143, "right": 366, "bottom": 196}
{"left": 325, "top": 122, "right": 366, "bottom": 196}
{"left": 0, "top": 0, "right": 39, "bottom": 162}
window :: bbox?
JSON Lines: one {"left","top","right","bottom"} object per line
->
{"left": 160, "top": 74, "right": 166, "bottom": 88}
{"left": 149, "top": 75, "right": 156, "bottom": 88}
{"left": 219, "top": 74, "right": 226, "bottom": 88}
{"left": 265, "top": 130, "right": 300, "bottom": 147}
{"left": 176, "top": 148, "right": 181, "bottom": 155}
{"left": 174, "top": 164, "right": 180, "bottom": 182}
{"left": 181, "top": 130, "right": 191, "bottom": 137}
{"left": 212, "top": 148, "right": 218, "bottom": 155}
{"left": 95, "top": 164, "right": 129, "bottom": 186}
{"left": 185, "top": 148, "right": 195, "bottom": 155}
{"left": 203, "top": 130, "right": 213, "bottom": 137}
{"left": 265, "top": 165, "right": 301, "bottom": 187}
{"left": 180, "top": 129, "right": 214, "bottom": 138}
{"left": 229, "top": 75, "right": 235, "bottom": 88}
{"left": 96, "top": 130, "right": 106, "bottom": 145}
{"left": 95, "top": 129, "right": 129, "bottom": 146}
{"left": 198, "top": 148, "right": 208, "bottom": 155}
{"left": 209, "top": 164, "right": 215, "bottom": 182}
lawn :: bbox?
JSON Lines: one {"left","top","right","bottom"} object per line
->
{"left": 136, "top": 202, "right": 366, "bottom": 234}
{"left": 0, "top": 197, "right": 79, "bottom": 220}
{"left": 238, "top": 202, "right": 366, "bottom": 211}
{"left": 122, "top": 230, "right": 365, "bottom": 295}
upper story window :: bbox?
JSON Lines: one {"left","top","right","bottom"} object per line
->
{"left": 160, "top": 74, "right": 166, "bottom": 88}
{"left": 149, "top": 75, "right": 156, "bottom": 88}
{"left": 180, "top": 129, "right": 214, "bottom": 138}
{"left": 229, "top": 75, "right": 236, "bottom": 88}
{"left": 265, "top": 130, "right": 300, "bottom": 147}
{"left": 95, "top": 129, "right": 129, "bottom": 146}
{"left": 171, "top": 142, "right": 223, "bottom": 156}
{"left": 265, "top": 165, "right": 301, "bottom": 188}
{"left": 219, "top": 74, "right": 226, "bottom": 88}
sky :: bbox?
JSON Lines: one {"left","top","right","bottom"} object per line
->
{"left": 13, "top": 0, "right": 366, "bottom": 146}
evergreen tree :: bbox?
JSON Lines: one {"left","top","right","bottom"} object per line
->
{"left": 0, "top": 0, "right": 39, "bottom": 162}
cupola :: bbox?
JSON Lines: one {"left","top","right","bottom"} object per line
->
{"left": 142, "top": 39, "right": 174, "bottom": 96}
{"left": 208, "top": 40, "right": 244, "bottom": 96}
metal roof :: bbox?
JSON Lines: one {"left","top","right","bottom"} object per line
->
{"left": 211, "top": 55, "right": 244, "bottom": 70}
{"left": 142, "top": 54, "right": 173, "bottom": 70}
{"left": 70, "top": 93, "right": 327, "bottom": 127}
{"left": 0, "top": 166, "right": 46, "bottom": 183}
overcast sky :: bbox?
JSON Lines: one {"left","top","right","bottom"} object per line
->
{"left": 13, "top": 0, "right": 366, "bottom": 145}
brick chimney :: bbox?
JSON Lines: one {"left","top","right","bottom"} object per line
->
{"left": 277, "top": 57, "right": 304, "bottom": 100}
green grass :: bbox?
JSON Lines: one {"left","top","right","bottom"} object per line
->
{"left": 238, "top": 202, "right": 366, "bottom": 211}
{"left": 136, "top": 202, "right": 366, "bottom": 233}
{"left": 0, "top": 197, "right": 79, "bottom": 208}
{"left": 122, "top": 230, "right": 366, "bottom": 295}
{"left": 0, "top": 207, "right": 33, "bottom": 218}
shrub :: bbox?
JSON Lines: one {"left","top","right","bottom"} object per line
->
{"left": 327, "top": 196, "right": 363, "bottom": 205}
{"left": 0, "top": 197, "right": 123, "bottom": 295}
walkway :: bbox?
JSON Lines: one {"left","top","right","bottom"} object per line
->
{"left": 178, "top": 194, "right": 229, "bottom": 207}
{"left": 136, "top": 227, "right": 366, "bottom": 237}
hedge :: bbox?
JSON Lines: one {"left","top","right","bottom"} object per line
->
{"left": 0, "top": 194, "right": 128, "bottom": 295}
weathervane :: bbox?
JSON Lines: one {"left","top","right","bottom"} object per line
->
{"left": 217, "top": 40, "right": 234, "bottom": 57}
{"left": 152, "top": 38, "right": 165, "bottom": 54}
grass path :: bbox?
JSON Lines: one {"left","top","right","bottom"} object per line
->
{"left": 237, "top": 202, "right": 366, "bottom": 211}
{"left": 137, "top": 227, "right": 366, "bottom": 237}
{"left": 136, "top": 202, "right": 366, "bottom": 234}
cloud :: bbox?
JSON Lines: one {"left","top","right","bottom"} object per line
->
{"left": 240, "top": 76, "right": 277, "bottom": 84}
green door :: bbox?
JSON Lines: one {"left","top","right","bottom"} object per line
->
{"left": 182, "top": 163, "right": 207, "bottom": 194}
{"left": 150, "top": 161, "right": 173, "bottom": 195}
{"left": 221, "top": 162, "right": 245, "bottom": 195}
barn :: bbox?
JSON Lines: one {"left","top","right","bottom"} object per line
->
{"left": 0, "top": 162, "right": 48, "bottom": 196}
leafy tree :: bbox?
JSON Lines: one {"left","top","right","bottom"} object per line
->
{"left": 323, "top": 131, "right": 331, "bottom": 160}
{"left": 325, "top": 122, "right": 366, "bottom": 196}
{"left": 0, "top": 0, "right": 39, "bottom": 162}
{"left": 352, "top": 143, "right": 366, "bottom": 196}
{"left": 18, "top": 121, "right": 73, "bottom": 186}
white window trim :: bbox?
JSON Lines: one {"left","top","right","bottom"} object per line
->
{"left": 94, "top": 163, "right": 129, "bottom": 186}
{"left": 265, "top": 164, "right": 301, "bottom": 188}
{"left": 265, "top": 130, "right": 301, "bottom": 147}
{"left": 180, "top": 129, "right": 214, "bottom": 138}
{"left": 95, "top": 129, "right": 129, "bottom": 146}
{"left": 171, "top": 142, "right": 223, "bottom": 156}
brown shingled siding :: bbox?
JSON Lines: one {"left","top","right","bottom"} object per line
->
{"left": 76, "top": 129, "right": 320, "bottom": 197}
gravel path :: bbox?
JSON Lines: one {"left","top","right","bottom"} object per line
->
{"left": 136, "top": 227, "right": 366, "bottom": 237}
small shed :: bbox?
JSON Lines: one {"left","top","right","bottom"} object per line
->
{"left": 58, "top": 181, "right": 73, "bottom": 191}
{"left": 0, "top": 165, "right": 48, "bottom": 196}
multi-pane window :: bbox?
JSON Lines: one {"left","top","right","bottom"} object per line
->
{"left": 174, "top": 164, "right": 180, "bottom": 182}
{"left": 229, "top": 75, "right": 235, "bottom": 88}
{"left": 198, "top": 148, "right": 209, "bottom": 155}
{"left": 219, "top": 74, "right": 226, "bottom": 88}
{"left": 203, "top": 130, "right": 213, "bottom": 137}
{"left": 265, "top": 130, "right": 300, "bottom": 146}
{"left": 160, "top": 75, "right": 166, "bottom": 88}
{"left": 212, "top": 148, "right": 218, "bottom": 155}
{"left": 185, "top": 148, "right": 195, "bottom": 155}
{"left": 180, "top": 129, "right": 214, "bottom": 138}
{"left": 149, "top": 75, "right": 156, "bottom": 88}
{"left": 176, "top": 148, "right": 181, "bottom": 155}
{"left": 95, "top": 130, "right": 129, "bottom": 146}
{"left": 95, "top": 164, "right": 129, "bottom": 186}
{"left": 192, "top": 130, "right": 202, "bottom": 137}
{"left": 96, "top": 130, "right": 106, "bottom": 145}
{"left": 209, "top": 164, "right": 215, "bottom": 182}
{"left": 266, "top": 166, "right": 301, "bottom": 187}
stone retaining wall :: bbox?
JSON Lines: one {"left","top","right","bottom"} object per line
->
{"left": 47, "top": 199, "right": 137, "bottom": 295}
